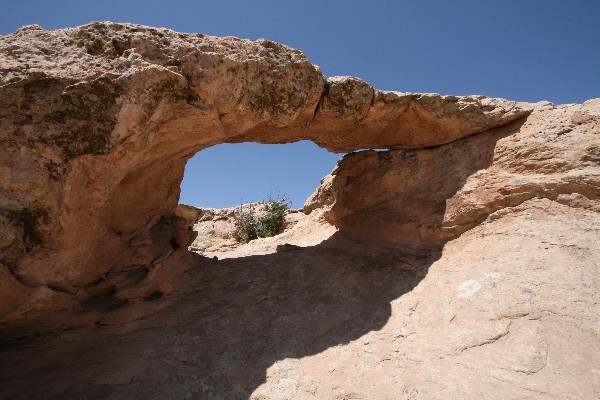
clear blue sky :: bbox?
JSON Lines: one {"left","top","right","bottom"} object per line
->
{"left": 2, "top": 1, "right": 599, "bottom": 208}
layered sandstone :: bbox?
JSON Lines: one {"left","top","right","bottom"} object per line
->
{"left": 0, "top": 22, "right": 598, "bottom": 400}
{"left": 0, "top": 22, "right": 531, "bottom": 308}
{"left": 185, "top": 204, "right": 334, "bottom": 257}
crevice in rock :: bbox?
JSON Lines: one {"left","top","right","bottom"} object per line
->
{"left": 144, "top": 291, "right": 163, "bottom": 301}
{"left": 309, "top": 82, "right": 328, "bottom": 124}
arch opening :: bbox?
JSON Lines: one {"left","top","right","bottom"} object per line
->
{"left": 180, "top": 141, "right": 341, "bottom": 209}
{"left": 178, "top": 140, "right": 341, "bottom": 256}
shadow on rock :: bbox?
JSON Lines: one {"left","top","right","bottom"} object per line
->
{"left": 0, "top": 242, "right": 431, "bottom": 399}
{"left": 0, "top": 121, "right": 522, "bottom": 399}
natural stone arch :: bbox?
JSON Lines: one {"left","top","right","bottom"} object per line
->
{"left": 1, "top": 22, "right": 532, "bottom": 322}
{"left": 2, "top": 22, "right": 600, "bottom": 400}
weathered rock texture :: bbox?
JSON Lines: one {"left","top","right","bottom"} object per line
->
{"left": 0, "top": 22, "right": 598, "bottom": 399}
{"left": 316, "top": 101, "right": 600, "bottom": 254}
{"left": 185, "top": 204, "right": 334, "bottom": 257}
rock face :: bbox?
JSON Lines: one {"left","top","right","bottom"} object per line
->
{"left": 185, "top": 204, "right": 333, "bottom": 257}
{"left": 316, "top": 100, "right": 600, "bottom": 254}
{"left": 0, "top": 22, "right": 598, "bottom": 399}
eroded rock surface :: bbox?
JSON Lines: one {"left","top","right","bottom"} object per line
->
{"left": 318, "top": 99, "right": 600, "bottom": 253}
{"left": 185, "top": 204, "right": 335, "bottom": 258}
{"left": 0, "top": 22, "right": 598, "bottom": 400}
{"left": 0, "top": 22, "right": 532, "bottom": 309}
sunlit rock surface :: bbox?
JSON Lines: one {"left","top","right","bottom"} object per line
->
{"left": 0, "top": 22, "right": 598, "bottom": 399}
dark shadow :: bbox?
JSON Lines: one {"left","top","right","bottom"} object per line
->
{"left": 0, "top": 240, "right": 431, "bottom": 400}
{"left": 0, "top": 120, "right": 524, "bottom": 399}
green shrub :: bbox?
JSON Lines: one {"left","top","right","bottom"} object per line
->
{"left": 233, "top": 203, "right": 261, "bottom": 243}
{"left": 234, "top": 195, "right": 290, "bottom": 243}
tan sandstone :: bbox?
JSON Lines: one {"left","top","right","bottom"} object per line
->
{"left": 0, "top": 22, "right": 598, "bottom": 400}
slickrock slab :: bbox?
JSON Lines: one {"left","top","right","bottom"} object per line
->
{"left": 0, "top": 22, "right": 598, "bottom": 400}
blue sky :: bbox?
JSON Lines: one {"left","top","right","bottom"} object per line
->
{"left": 2, "top": 1, "right": 599, "bottom": 208}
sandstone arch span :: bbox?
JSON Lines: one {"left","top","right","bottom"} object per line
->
{"left": 1, "top": 22, "right": 600, "bottom": 399}
{"left": 0, "top": 22, "right": 530, "bottom": 315}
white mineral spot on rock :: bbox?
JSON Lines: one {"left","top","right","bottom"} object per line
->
{"left": 458, "top": 279, "right": 482, "bottom": 297}
{"left": 269, "top": 377, "right": 299, "bottom": 399}
{"left": 483, "top": 272, "right": 501, "bottom": 279}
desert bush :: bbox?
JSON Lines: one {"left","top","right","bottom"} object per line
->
{"left": 233, "top": 203, "right": 261, "bottom": 243}
{"left": 234, "top": 195, "right": 290, "bottom": 243}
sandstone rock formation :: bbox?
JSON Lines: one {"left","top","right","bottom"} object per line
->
{"left": 185, "top": 204, "right": 333, "bottom": 257}
{"left": 0, "top": 22, "right": 598, "bottom": 399}
{"left": 317, "top": 100, "right": 600, "bottom": 254}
